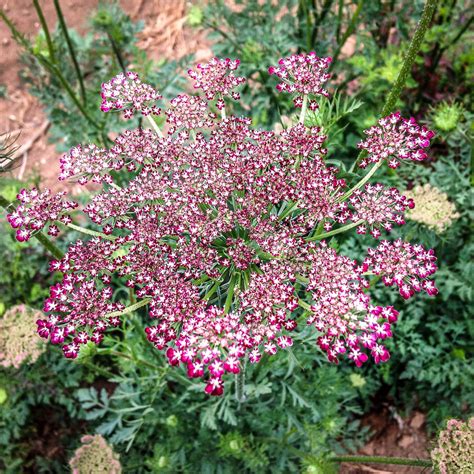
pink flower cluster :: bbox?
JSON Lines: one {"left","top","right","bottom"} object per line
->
{"left": 100, "top": 71, "right": 162, "bottom": 118}
{"left": 6, "top": 54, "right": 439, "bottom": 396}
{"left": 59, "top": 129, "right": 160, "bottom": 184}
{"left": 348, "top": 183, "right": 414, "bottom": 238}
{"left": 306, "top": 242, "right": 397, "bottom": 366}
{"left": 364, "top": 239, "right": 438, "bottom": 299}
{"left": 268, "top": 52, "right": 332, "bottom": 110}
{"left": 188, "top": 57, "right": 245, "bottom": 103}
{"left": 357, "top": 112, "right": 435, "bottom": 168}
{"left": 6, "top": 188, "right": 77, "bottom": 241}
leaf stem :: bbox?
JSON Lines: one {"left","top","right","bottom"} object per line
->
{"left": 299, "top": 94, "right": 308, "bottom": 124}
{"left": 339, "top": 161, "right": 383, "bottom": 202}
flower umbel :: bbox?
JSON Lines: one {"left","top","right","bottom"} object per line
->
{"left": 0, "top": 305, "right": 46, "bottom": 368}
{"left": 69, "top": 434, "right": 121, "bottom": 474}
{"left": 431, "top": 418, "right": 474, "bottom": 474}
{"left": 6, "top": 53, "right": 438, "bottom": 396}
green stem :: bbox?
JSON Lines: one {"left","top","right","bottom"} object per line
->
{"left": 33, "top": 231, "right": 65, "bottom": 260}
{"left": 53, "top": 0, "right": 87, "bottom": 105}
{"left": 306, "top": 220, "right": 363, "bottom": 241}
{"left": 104, "top": 298, "right": 152, "bottom": 318}
{"left": 299, "top": 94, "right": 308, "bottom": 124}
{"left": 66, "top": 222, "right": 117, "bottom": 241}
{"left": 351, "top": 0, "right": 437, "bottom": 170}
{"left": 107, "top": 31, "right": 127, "bottom": 73}
{"left": 340, "top": 161, "right": 383, "bottom": 202}
{"left": 32, "top": 0, "right": 57, "bottom": 64}
{"left": 146, "top": 115, "right": 163, "bottom": 138}
{"left": 105, "top": 298, "right": 151, "bottom": 318}
{"left": 0, "top": 195, "right": 65, "bottom": 259}
{"left": 235, "top": 358, "right": 247, "bottom": 403}
{"left": 329, "top": 455, "right": 432, "bottom": 468}
{"left": 0, "top": 9, "right": 99, "bottom": 129}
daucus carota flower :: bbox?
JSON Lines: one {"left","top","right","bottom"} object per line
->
{"left": 188, "top": 57, "right": 245, "bottom": 101}
{"left": 357, "top": 112, "right": 435, "bottom": 168}
{"left": 364, "top": 239, "right": 438, "bottom": 299}
{"left": 431, "top": 418, "right": 474, "bottom": 474}
{"left": 5, "top": 54, "right": 439, "bottom": 396}
{"left": 0, "top": 305, "right": 46, "bottom": 368}
{"left": 6, "top": 188, "right": 77, "bottom": 241}
{"left": 404, "top": 184, "right": 459, "bottom": 233}
{"left": 100, "top": 71, "right": 162, "bottom": 118}
{"left": 268, "top": 52, "right": 332, "bottom": 109}
{"left": 69, "top": 434, "right": 121, "bottom": 474}
{"left": 347, "top": 183, "right": 414, "bottom": 238}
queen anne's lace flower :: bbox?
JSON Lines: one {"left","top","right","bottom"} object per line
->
{"left": 347, "top": 183, "right": 414, "bottom": 238}
{"left": 0, "top": 305, "right": 46, "bottom": 368}
{"left": 268, "top": 52, "right": 332, "bottom": 110}
{"left": 404, "top": 184, "right": 460, "bottom": 232}
{"left": 357, "top": 112, "right": 435, "bottom": 168}
{"left": 364, "top": 239, "right": 438, "bottom": 299}
{"left": 100, "top": 71, "right": 162, "bottom": 118}
{"left": 6, "top": 188, "right": 77, "bottom": 241}
{"left": 69, "top": 434, "right": 121, "bottom": 474}
{"left": 188, "top": 57, "right": 245, "bottom": 102}
{"left": 6, "top": 55, "right": 439, "bottom": 395}
{"left": 431, "top": 418, "right": 474, "bottom": 474}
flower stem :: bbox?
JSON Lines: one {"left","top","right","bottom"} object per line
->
{"left": 104, "top": 298, "right": 152, "bottom": 318}
{"left": 329, "top": 455, "right": 432, "bottom": 468}
{"left": 146, "top": 115, "right": 164, "bottom": 138}
{"left": 306, "top": 220, "right": 363, "bottom": 241}
{"left": 351, "top": 0, "right": 437, "bottom": 170}
{"left": 235, "top": 358, "right": 247, "bottom": 403}
{"left": 53, "top": 0, "right": 87, "bottom": 105}
{"left": 32, "top": 0, "right": 57, "bottom": 64}
{"left": 299, "top": 94, "right": 308, "bottom": 124}
{"left": 66, "top": 222, "right": 117, "bottom": 241}
{"left": 339, "top": 161, "right": 383, "bottom": 202}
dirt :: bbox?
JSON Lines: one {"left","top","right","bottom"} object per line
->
{"left": 340, "top": 409, "right": 432, "bottom": 474}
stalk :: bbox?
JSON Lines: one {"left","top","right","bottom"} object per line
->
{"left": 146, "top": 115, "right": 164, "bottom": 138}
{"left": 32, "top": 0, "right": 57, "bottom": 64}
{"left": 235, "top": 357, "right": 247, "bottom": 403}
{"left": 53, "top": 0, "right": 87, "bottom": 105}
{"left": 104, "top": 298, "right": 152, "bottom": 318}
{"left": 306, "top": 220, "right": 363, "bottom": 242}
{"left": 329, "top": 455, "right": 432, "bottom": 468}
{"left": 66, "top": 222, "right": 117, "bottom": 241}
{"left": 339, "top": 161, "right": 383, "bottom": 202}
{"left": 299, "top": 94, "right": 308, "bottom": 124}
{"left": 0, "top": 9, "right": 100, "bottom": 129}
{"left": 351, "top": 0, "right": 437, "bottom": 170}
